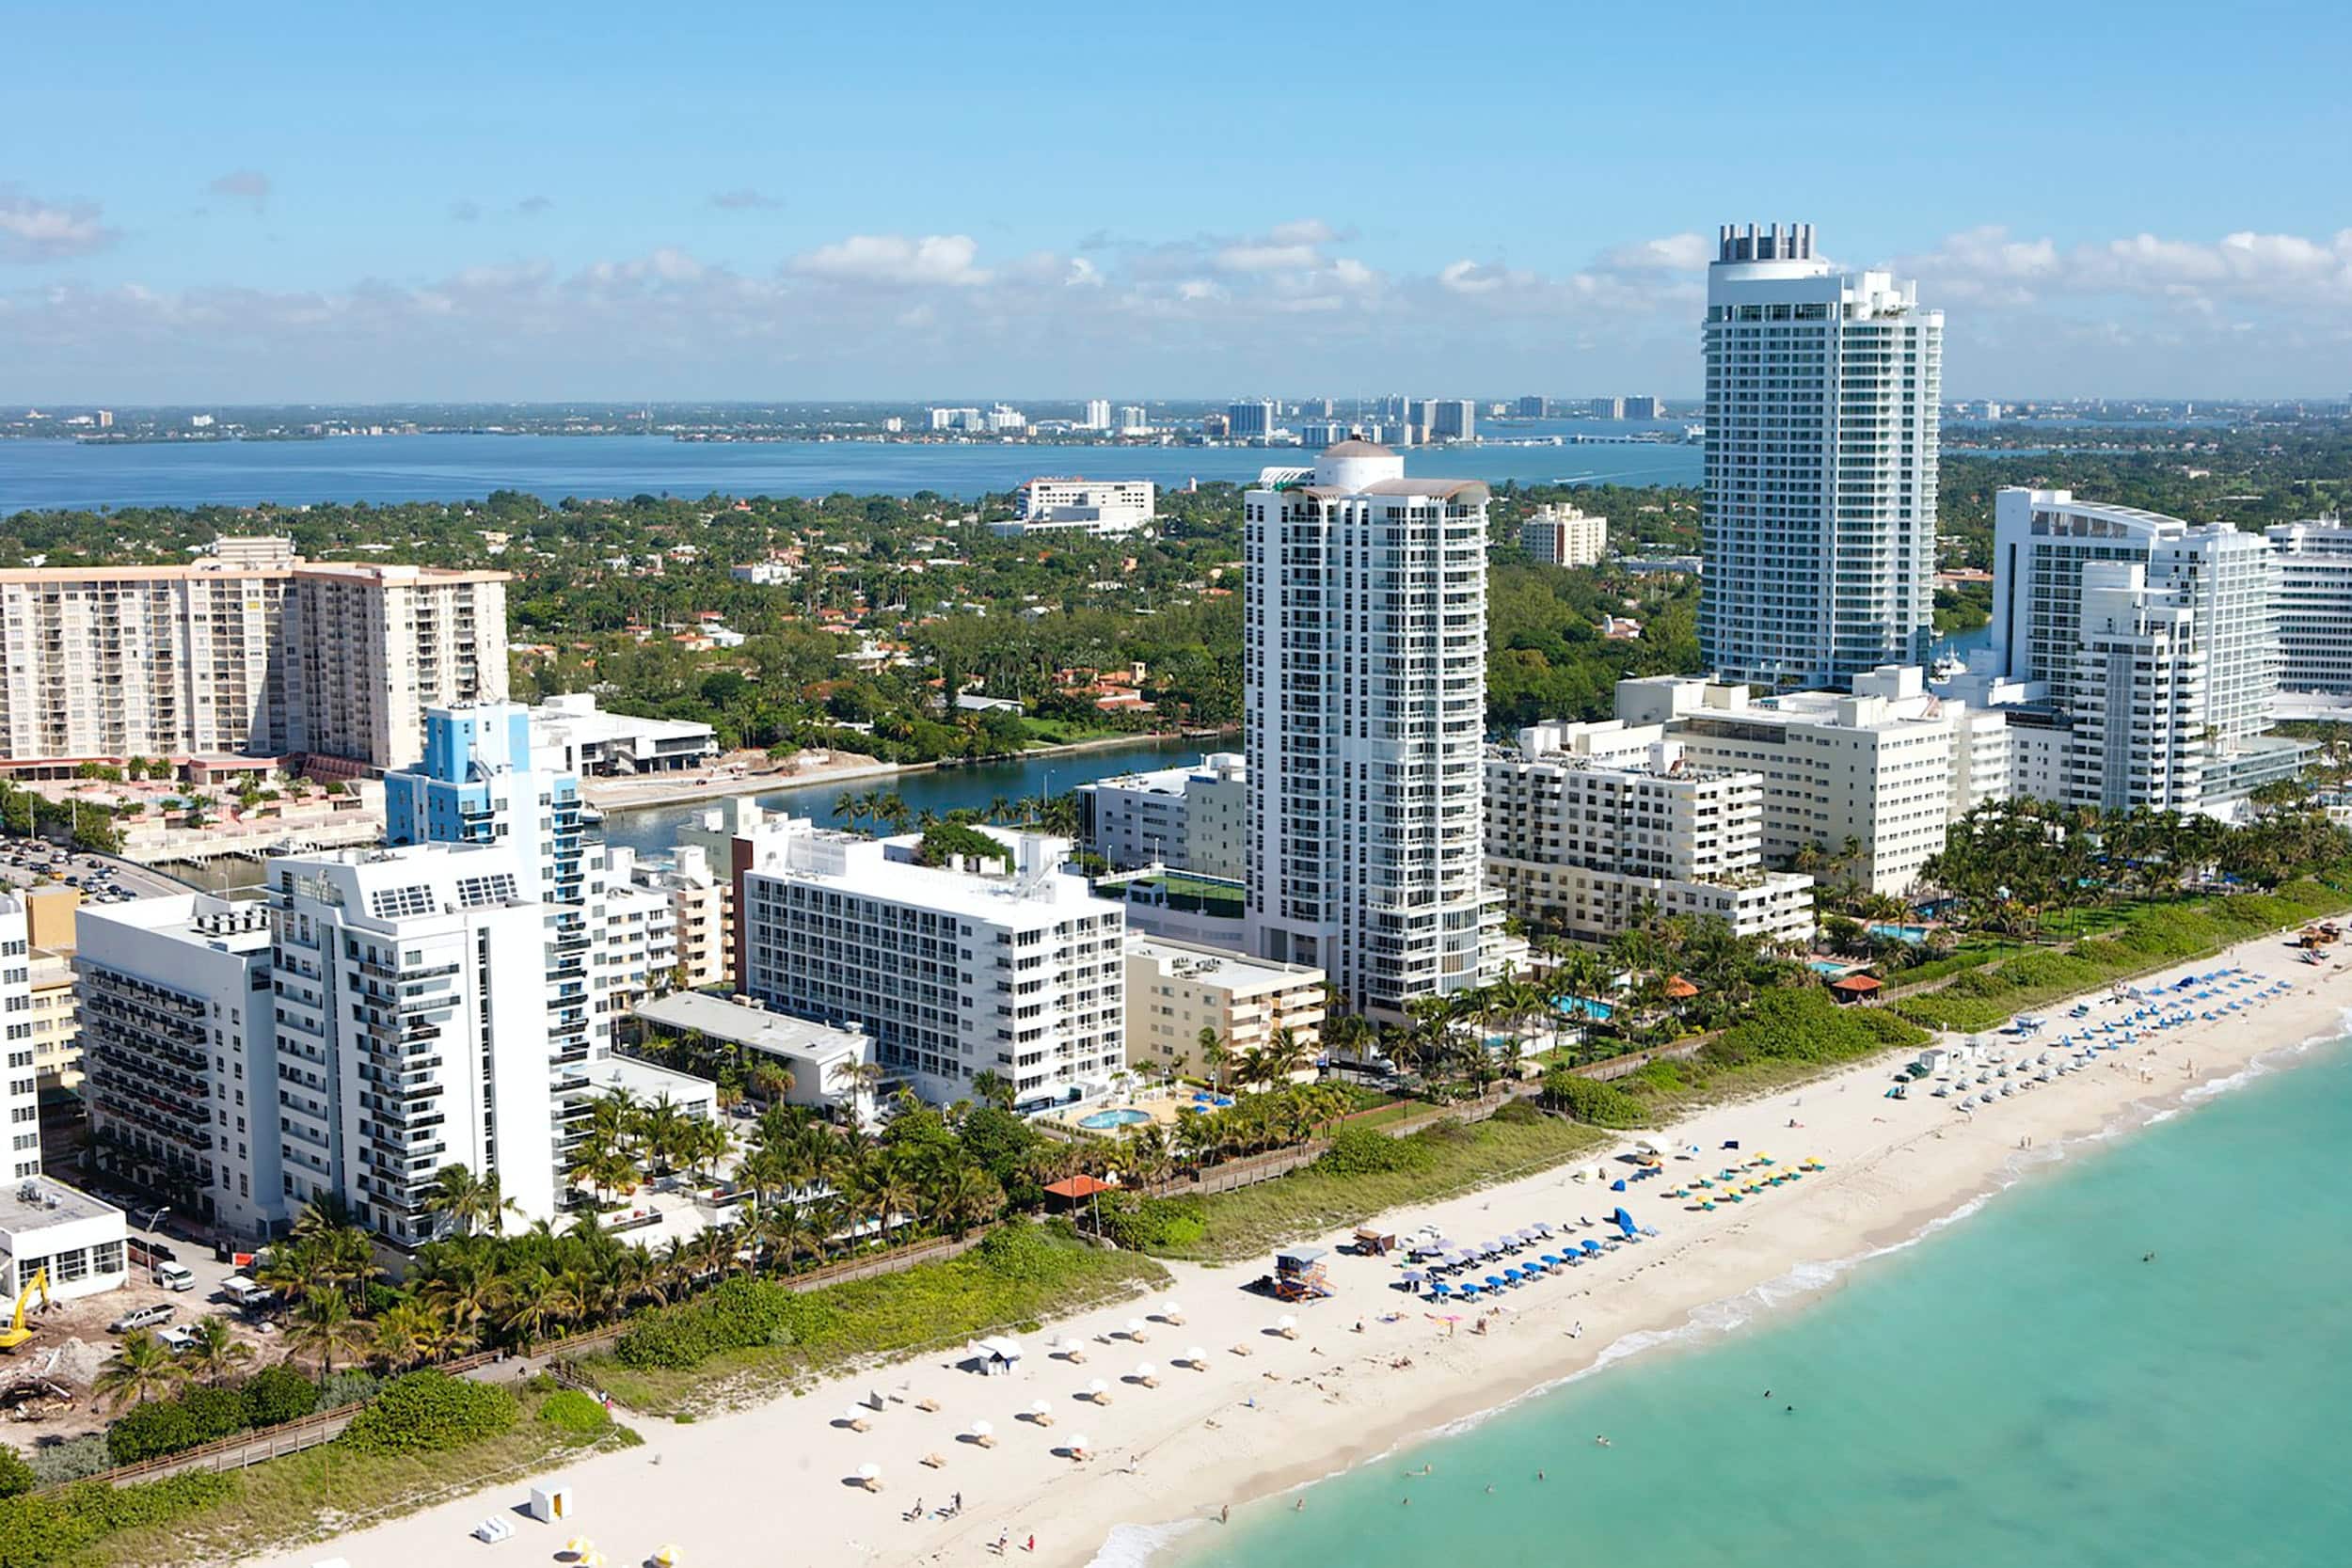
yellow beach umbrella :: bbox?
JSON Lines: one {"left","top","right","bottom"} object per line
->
{"left": 564, "top": 1540, "right": 595, "bottom": 1558}
{"left": 655, "top": 1547, "right": 683, "bottom": 1567}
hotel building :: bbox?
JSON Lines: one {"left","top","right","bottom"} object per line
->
{"left": 1484, "top": 722, "right": 1815, "bottom": 944}
{"left": 739, "top": 820, "right": 1125, "bottom": 1108}
{"left": 1699, "top": 222, "right": 1942, "bottom": 689}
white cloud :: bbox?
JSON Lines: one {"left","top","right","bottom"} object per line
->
{"left": 710, "top": 187, "right": 783, "bottom": 212}
{"left": 1594, "top": 232, "right": 1710, "bottom": 273}
{"left": 207, "top": 170, "right": 271, "bottom": 213}
{"left": 0, "top": 185, "right": 119, "bottom": 262}
{"left": 789, "top": 233, "right": 987, "bottom": 287}
{"left": 10, "top": 220, "right": 2352, "bottom": 399}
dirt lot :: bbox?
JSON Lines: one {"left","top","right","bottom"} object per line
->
{"left": 0, "top": 1280, "right": 287, "bottom": 1449}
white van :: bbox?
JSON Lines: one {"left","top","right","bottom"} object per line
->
{"left": 220, "top": 1275, "right": 272, "bottom": 1308}
{"left": 153, "top": 1262, "right": 196, "bottom": 1292}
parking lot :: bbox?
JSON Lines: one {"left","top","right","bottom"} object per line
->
{"left": 0, "top": 833, "right": 191, "bottom": 903}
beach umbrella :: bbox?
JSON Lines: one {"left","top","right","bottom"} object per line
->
{"left": 1088, "top": 1377, "right": 1111, "bottom": 1403}
{"left": 1187, "top": 1346, "right": 1209, "bottom": 1369}
{"left": 1126, "top": 1317, "right": 1150, "bottom": 1341}
{"left": 1277, "top": 1315, "right": 1298, "bottom": 1338}
{"left": 1400, "top": 1269, "right": 1425, "bottom": 1285}
{"left": 971, "top": 1418, "right": 995, "bottom": 1447}
{"left": 1610, "top": 1180, "right": 1627, "bottom": 1192}
{"left": 1136, "top": 1363, "right": 1158, "bottom": 1386}
{"left": 1069, "top": 1433, "right": 1090, "bottom": 1459}
{"left": 1159, "top": 1300, "right": 1185, "bottom": 1324}
{"left": 1029, "top": 1399, "right": 1056, "bottom": 1427}
{"left": 564, "top": 1539, "right": 595, "bottom": 1558}
{"left": 654, "top": 1548, "right": 682, "bottom": 1568}
{"left": 842, "top": 1406, "right": 871, "bottom": 1432}
{"left": 1062, "top": 1337, "right": 1087, "bottom": 1363}
{"left": 856, "top": 1462, "right": 882, "bottom": 1491}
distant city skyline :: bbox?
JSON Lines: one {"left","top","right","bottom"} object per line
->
{"left": 5, "top": 3, "right": 2350, "bottom": 401}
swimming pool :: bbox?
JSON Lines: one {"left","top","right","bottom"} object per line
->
{"left": 1869, "top": 923, "right": 1933, "bottom": 943}
{"left": 1078, "top": 1108, "right": 1153, "bottom": 1131}
{"left": 1552, "top": 996, "right": 1615, "bottom": 1022}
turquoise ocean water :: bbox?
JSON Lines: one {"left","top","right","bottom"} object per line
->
{"left": 1144, "top": 1028, "right": 2352, "bottom": 1568}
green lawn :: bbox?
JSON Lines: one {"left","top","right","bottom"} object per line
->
{"left": 1019, "top": 717, "right": 1127, "bottom": 746}
{"left": 1163, "top": 1107, "right": 1606, "bottom": 1263}
{"left": 71, "top": 1386, "right": 636, "bottom": 1568}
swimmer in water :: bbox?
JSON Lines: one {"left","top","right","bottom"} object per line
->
{"left": 1595, "top": 1434, "right": 1612, "bottom": 1448}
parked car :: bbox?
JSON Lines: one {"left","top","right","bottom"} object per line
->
{"left": 156, "top": 1323, "right": 200, "bottom": 1354}
{"left": 108, "top": 1303, "right": 176, "bottom": 1335}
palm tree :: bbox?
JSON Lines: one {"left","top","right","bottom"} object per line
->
{"left": 970, "top": 1069, "right": 1015, "bottom": 1113}
{"left": 924, "top": 1162, "right": 1007, "bottom": 1238}
{"left": 830, "top": 1057, "right": 885, "bottom": 1118}
{"left": 1198, "top": 1028, "right": 1232, "bottom": 1091}
{"left": 832, "top": 789, "right": 860, "bottom": 828}
{"left": 423, "top": 1164, "right": 521, "bottom": 1239}
{"left": 181, "top": 1314, "right": 254, "bottom": 1386}
{"left": 283, "top": 1292, "right": 372, "bottom": 1376}
{"left": 372, "top": 1301, "right": 446, "bottom": 1373}
{"left": 93, "top": 1332, "right": 185, "bottom": 1411}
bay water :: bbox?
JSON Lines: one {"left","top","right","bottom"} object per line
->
{"left": 1151, "top": 1028, "right": 2352, "bottom": 1568}
{"left": 0, "top": 429, "right": 1699, "bottom": 513}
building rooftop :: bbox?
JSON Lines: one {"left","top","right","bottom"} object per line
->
{"left": 0, "top": 1177, "right": 123, "bottom": 1237}
{"left": 1320, "top": 439, "right": 1392, "bottom": 457}
{"left": 633, "top": 992, "right": 869, "bottom": 1060}
{"left": 1128, "top": 936, "right": 1324, "bottom": 990}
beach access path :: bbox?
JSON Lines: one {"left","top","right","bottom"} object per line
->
{"left": 244, "top": 931, "right": 2352, "bottom": 1568}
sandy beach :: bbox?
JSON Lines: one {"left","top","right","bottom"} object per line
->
{"left": 246, "top": 932, "right": 2352, "bottom": 1568}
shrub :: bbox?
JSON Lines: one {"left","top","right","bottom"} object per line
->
{"left": 241, "top": 1364, "right": 319, "bottom": 1427}
{"left": 1091, "top": 1194, "right": 1205, "bottom": 1253}
{"left": 1540, "top": 1072, "right": 1646, "bottom": 1128}
{"left": 1316, "top": 1124, "right": 1437, "bottom": 1178}
{"left": 536, "top": 1388, "right": 612, "bottom": 1440}
{"left": 104, "top": 1385, "right": 250, "bottom": 1465}
{"left": 340, "top": 1371, "right": 515, "bottom": 1456}
{"left": 24, "top": 1435, "right": 111, "bottom": 1487}
{"left": 613, "top": 1278, "right": 802, "bottom": 1371}
{"left": 0, "top": 1473, "right": 234, "bottom": 1566}
{"left": 312, "top": 1369, "right": 382, "bottom": 1413}
{"left": 0, "top": 1449, "right": 32, "bottom": 1499}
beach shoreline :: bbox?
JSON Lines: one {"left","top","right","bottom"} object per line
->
{"left": 243, "top": 933, "right": 2352, "bottom": 1568}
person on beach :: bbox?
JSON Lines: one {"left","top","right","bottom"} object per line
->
{"left": 1220, "top": 1505, "right": 1230, "bottom": 1525}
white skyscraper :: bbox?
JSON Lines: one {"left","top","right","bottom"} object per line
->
{"left": 1700, "top": 222, "right": 1942, "bottom": 689}
{"left": 1244, "top": 442, "right": 1498, "bottom": 1018}
{"left": 1989, "top": 487, "right": 2292, "bottom": 803}
{"left": 1081, "top": 399, "right": 1112, "bottom": 431}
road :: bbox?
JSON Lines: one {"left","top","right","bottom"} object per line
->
{"left": 0, "top": 831, "right": 195, "bottom": 903}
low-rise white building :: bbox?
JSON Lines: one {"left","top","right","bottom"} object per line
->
{"left": 1076, "top": 752, "right": 1247, "bottom": 879}
{"left": 1124, "top": 938, "right": 1325, "bottom": 1081}
{"left": 991, "top": 478, "right": 1156, "bottom": 537}
{"left": 739, "top": 820, "right": 1125, "bottom": 1108}
{"left": 1484, "top": 722, "right": 1814, "bottom": 944}
{"left": 1519, "top": 503, "right": 1608, "bottom": 567}
{"left": 528, "top": 693, "right": 717, "bottom": 776}
{"left": 0, "top": 1178, "right": 128, "bottom": 1304}
{"left": 634, "top": 991, "right": 876, "bottom": 1124}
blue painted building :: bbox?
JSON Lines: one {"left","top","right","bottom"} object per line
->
{"left": 385, "top": 704, "right": 587, "bottom": 906}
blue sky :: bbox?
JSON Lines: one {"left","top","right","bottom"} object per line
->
{"left": 6, "top": 0, "right": 2350, "bottom": 401}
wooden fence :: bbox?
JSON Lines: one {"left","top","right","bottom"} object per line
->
{"left": 99, "top": 1399, "right": 371, "bottom": 1487}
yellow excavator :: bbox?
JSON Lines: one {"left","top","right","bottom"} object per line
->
{"left": 0, "top": 1269, "right": 51, "bottom": 1354}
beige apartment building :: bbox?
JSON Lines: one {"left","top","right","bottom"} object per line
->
{"left": 0, "top": 539, "right": 507, "bottom": 773}
{"left": 1124, "top": 937, "right": 1326, "bottom": 1080}
{"left": 23, "top": 888, "right": 81, "bottom": 1090}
